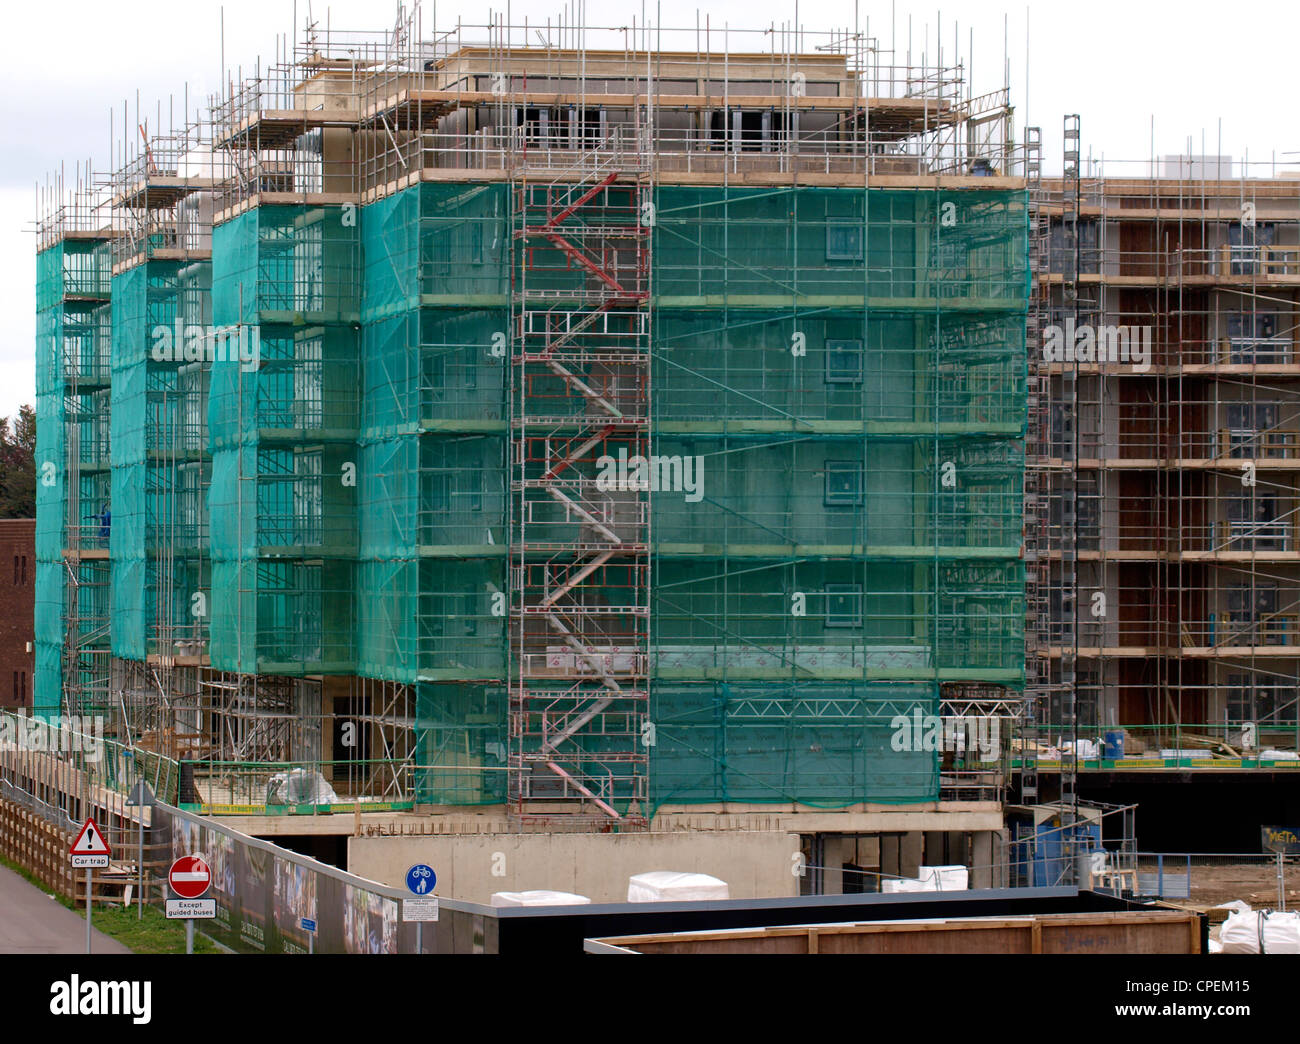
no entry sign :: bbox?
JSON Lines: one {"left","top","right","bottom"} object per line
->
{"left": 168, "top": 856, "right": 212, "bottom": 900}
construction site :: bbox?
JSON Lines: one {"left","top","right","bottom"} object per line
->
{"left": 24, "top": 3, "right": 1296, "bottom": 907}
{"left": 1024, "top": 147, "right": 1300, "bottom": 852}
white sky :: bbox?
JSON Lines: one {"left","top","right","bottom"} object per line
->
{"left": 4, "top": 0, "right": 1298, "bottom": 423}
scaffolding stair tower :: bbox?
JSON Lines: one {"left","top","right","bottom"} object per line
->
{"left": 508, "top": 131, "right": 652, "bottom": 826}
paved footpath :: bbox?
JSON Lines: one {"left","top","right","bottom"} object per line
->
{"left": 0, "top": 863, "right": 132, "bottom": 954}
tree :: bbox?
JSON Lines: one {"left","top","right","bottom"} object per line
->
{"left": 0, "top": 405, "right": 37, "bottom": 518}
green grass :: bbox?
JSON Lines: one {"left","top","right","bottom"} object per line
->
{"left": 0, "top": 854, "right": 221, "bottom": 954}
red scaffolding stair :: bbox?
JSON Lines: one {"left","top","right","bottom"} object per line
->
{"left": 508, "top": 147, "right": 652, "bottom": 826}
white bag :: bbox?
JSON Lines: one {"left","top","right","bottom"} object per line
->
{"left": 1219, "top": 908, "right": 1300, "bottom": 954}
{"left": 1218, "top": 908, "right": 1262, "bottom": 954}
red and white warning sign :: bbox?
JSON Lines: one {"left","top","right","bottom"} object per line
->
{"left": 69, "top": 818, "right": 110, "bottom": 868}
{"left": 168, "top": 856, "right": 212, "bottom": 900}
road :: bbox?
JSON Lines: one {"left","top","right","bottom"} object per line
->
{"left": 0, "top": 864, "right": 132, "bottom": 954}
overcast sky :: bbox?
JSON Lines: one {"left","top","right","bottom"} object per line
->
{"left": 4, "top": 0, "right": 1298, "bottom": 424}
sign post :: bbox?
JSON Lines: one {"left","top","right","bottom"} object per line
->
{"left": 125, "top": 778, "right": 155, "bottom": 921}
{"left": 404, "top": 864, "right": 438, "bottom": 953}
{"left": 167, "top": 855, "right": 215, "bottom": 953}
{"left": 1261, "top": 826, "right": 1298, "bottom": 912}
{"left": 69, "top": 818, "right": 111, "bottom": 955}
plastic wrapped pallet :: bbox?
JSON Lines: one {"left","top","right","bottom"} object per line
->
{"left": 627, "top": 871, "right": 729, "bottom": 903}
{"left": 882, "top": 866, "right": 969, "bottom": 893}
{"left": 922, "top": 865, "right": 969, "bottom": 890}
{"left": 880, "top": 877, "right": 931, "bottom": 894}
{"left": 489, "top": 891, "right": 591, "bottom": 907}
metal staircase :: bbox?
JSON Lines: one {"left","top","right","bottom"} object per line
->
{"left": 507, "top": 133, "right": 652, "bottom": 825}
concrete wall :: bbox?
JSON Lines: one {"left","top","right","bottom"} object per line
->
{"left": 347, "top": 830, "right": 801, "bottom": 903}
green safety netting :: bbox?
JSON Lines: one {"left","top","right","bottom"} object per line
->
{"left": 356, "top": 186, "right": 508, "bottom": 683}
{"left": 209, "top": 206, "right": 360, "bottom": 675}
{"left": 410, "top": 680, "right": 940, "bottom": 809}
{"left": 371, "top": 183, "right": 1025, "bottom": 807}
{"left": 651, "top": 682, "right": 940, "bottom": 807}
{"left": 37, "top": 182, "right": 1026, "bottom": 809}
{"left": 36, "top": 240, "right": 111, "bottom": 313}
{"left": 414, "top": 682, "right": 507, "bottom": 805}
{"left": 35, "top": 240, "right": 116, "bottom": 713}
{"left": 654, "top": 186, "right": 1027, "bottom": 302}
{"left": 34, "top": 274, "right": 66, "bottom": 713}
{"left": 106, "top": 258, "right": 213, "bottom": 660}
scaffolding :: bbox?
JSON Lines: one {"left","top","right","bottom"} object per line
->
{"left": 1025, "top": 139, "right": 1300, "bottom": 783}
{"left": 105, "top": 109, "right": 221, "bottom": 755}
{"left": 37, "top": 4, "right": 1032, "bottom": 821}
{"left": 35, "top": 167, "right": 116, "bottom": 721}
{"left": 508, "top": 135, "right": 653, "bottom": 823}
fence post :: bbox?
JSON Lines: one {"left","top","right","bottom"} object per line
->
{"left": 1157, "top": 853, "right": 1163, "bottom": 898}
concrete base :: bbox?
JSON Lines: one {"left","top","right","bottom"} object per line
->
{"left": 219, "top": 802, "right": 1004, "bottom": 838}
{"left": 348, "top": 830, "right": 802, "bottom": 904}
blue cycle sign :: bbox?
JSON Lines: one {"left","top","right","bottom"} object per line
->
{"left": 406, "top": 864, "right": 437, "bottom": 895}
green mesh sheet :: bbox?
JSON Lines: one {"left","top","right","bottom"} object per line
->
{"left": 415, "top": 682, "right": 507, "bottom": 805}
{"left": 654, "top": 186, "right": 1027, "bottom": 302}
{"left": 33, "top": 562, "right": 63, "bottom": 715}
{"left": 209, "top": 206, "right": 359, "bottom": 675}
{"left": 35, "top": 306, "right": 65, "bottom": 562}
{"left": 108, "top": 259, "right": 212, "bottom": 660}
{"left": 36, "top": 183, "right": 1026, "bottom": 809}
{"left": 356, "top": 187, "right": 508, "bottom": 683}
{"left": 651, "top": 682, "right": 939, "bottom": 808}
{"left": 380, "top": 183, "right": 1026, "bottom": 806}
{"left": 411, "top": 680, "right": 940, "bottom": 810}
{"left": 36, "top": 240, "right": 110, "bottom": 313}
{"left": 361, "top": 181, "right": 510, "bottom": 320}
{"left": 36, "top": 247, "right": 111, "bottom": 712}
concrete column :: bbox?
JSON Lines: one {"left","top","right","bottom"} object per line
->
{"left": 900, "top": 831, "right": 923, "bottom": 878}
{"left": 821, "top": 834, "right": 846, "bottom": 895}
{"left": 880, "top": 833, "right": 901, "bottom": 882}
{"left": 924, "top": 831, "right": 946, "bottom": 866}
{"left": 971, "top": 830, "right": 994, "bottom": 889}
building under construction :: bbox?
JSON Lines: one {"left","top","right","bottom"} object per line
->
{"left": 35, "top": 7, "right": 1037, "bottom": 887}
{"left": 1023, "top": 140, "right": 1300, "bottom": 847}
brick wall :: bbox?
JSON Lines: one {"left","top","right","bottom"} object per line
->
{"left": 0, "top": 519, "right": 34, "bottom": 709}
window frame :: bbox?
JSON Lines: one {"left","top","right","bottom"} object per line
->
{"left": 824, "top": 583, "right": 863, "bottom": 629}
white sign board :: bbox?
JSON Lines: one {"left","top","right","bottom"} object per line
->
{"left": 166, "top": 898, "right": 216, "bottom": 919}
{"left": 404, "top": 897, "right": 440, "bottom": 922}
{"left": 69, "top": 818, "right": 111, "bottom": 869}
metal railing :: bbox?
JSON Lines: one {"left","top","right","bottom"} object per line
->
{"left": 1019, "top": 722, "right": 1300, "bottom": 761}
{"left": 1135, "top": 851, "right": 1291, "bottom": 909}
